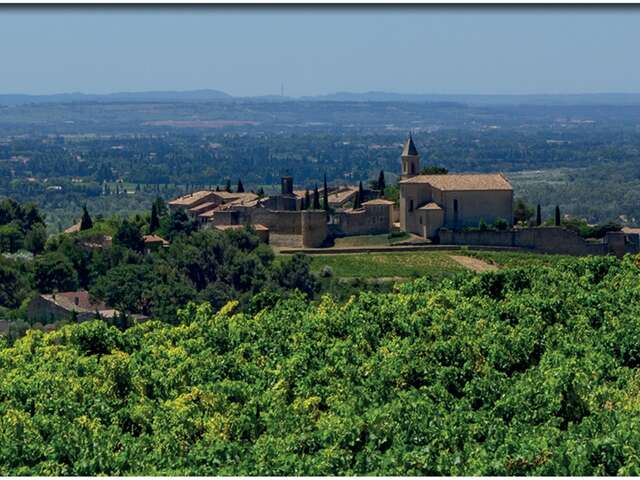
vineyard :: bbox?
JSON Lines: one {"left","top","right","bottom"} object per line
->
{"left": 3, "top": 255, "right": 640, "bottom": 474}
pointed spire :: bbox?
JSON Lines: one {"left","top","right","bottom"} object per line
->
{"left": 402, "top": 132, "right": 419, "bottom": 157}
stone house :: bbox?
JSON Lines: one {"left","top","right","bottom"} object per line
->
{"left": 142, "top": 234, "right": 169, "bottom": 253}
{"left": 26, "top": 290, "right": 114, "bottom": 324}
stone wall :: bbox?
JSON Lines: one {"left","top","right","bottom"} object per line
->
{"left": 335, "top": 204, "right": 391, "bottom": 236}
{"left": 439, "top": 227, "right": 640, "bottom": 256}
{"left": 250, "top": 208, "right": 303, "bottom": 235}
{"left": 301, "top": 210, "right": 328, "bottom": 248}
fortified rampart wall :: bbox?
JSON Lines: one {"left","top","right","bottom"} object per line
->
{"left": 439, "top": 227, "right": 639, "bottom": 257}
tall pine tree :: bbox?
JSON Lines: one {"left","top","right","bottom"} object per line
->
{"left": 378, "top": 170, "right": 386, "bottom": 196}
{"left": 304, "top": 189, "right": 311, "bottom": 210}
{"left": 313, "top": 184, "right": 321, "bottom": 210}
{"left": 80, "top": 205, "right": 93, "bottom": 231}
{"left": 149, "top": 203, "right": 160, "bottom": 233}
{"left": 536, "top": 204, "right": 542, "bottom": 226}
{"left": 237, "top": 179, "right": 245, "bottom": 193}
{"left": 555, "top": 205, "right": 561, "bottom": 226}
{"left": 323, "top": 173, "right": 329, "bottom": 211}
{"left": 225, "top": 179, "right": 232, "bottom": 193}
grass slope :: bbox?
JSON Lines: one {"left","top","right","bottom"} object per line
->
{"left": 309, "top": 251, "right": 465, "bottom": 279}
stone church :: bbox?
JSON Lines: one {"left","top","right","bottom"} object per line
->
{"left": 399, "top": 134, "right": 513, "bottom": 238}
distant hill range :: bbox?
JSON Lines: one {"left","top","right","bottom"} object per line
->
{"left": 0, "top": 89, "right": 232, "bottom": 106}
{"left": 3, "top": 89, "right": 640, "bottom": 107}
{"left": 302, "top": 91, "right": 640, "bottom": 106}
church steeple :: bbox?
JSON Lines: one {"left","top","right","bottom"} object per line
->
{"left": 402, "top": 132, "right": 419, "bottom": 157}
{"left": 401, "top": 132, "right": 420, "bottom": 179}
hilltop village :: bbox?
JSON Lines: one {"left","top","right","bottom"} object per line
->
{"left": 168, "top": 134, "right": 516, "bottom": 248}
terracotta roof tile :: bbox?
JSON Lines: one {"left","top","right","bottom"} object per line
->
{"left": 400, "top": 173, "right": 513, "bottom": 191}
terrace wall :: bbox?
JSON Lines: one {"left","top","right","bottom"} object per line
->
{"left": 439, "top": 227, "right": 640, "bottom": 256}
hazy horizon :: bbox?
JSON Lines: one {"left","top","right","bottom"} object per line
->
{"left": 2, "top": 7, "right": 640, "bottom": 97}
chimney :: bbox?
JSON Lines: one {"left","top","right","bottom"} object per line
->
{"left": 281, "top": 176, "right": 293, "bottom": 196}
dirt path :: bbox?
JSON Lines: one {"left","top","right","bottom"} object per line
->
{"left": 449, "top": 255, "right": 498, "bottom": 273}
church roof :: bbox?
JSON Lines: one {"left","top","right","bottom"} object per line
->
{"left": 400, "top": 173, "right": 513, "bottom": 191}
{"left": 402, "top": 134, "right": 419, "bottom": 157}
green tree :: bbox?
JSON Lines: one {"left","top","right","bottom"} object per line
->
{"left": 313, "top": 184, "right": 321, "bottom": 210}
{"left": 323, "top": 173, "right": 329, "bottom": 211}
{"left": 23, "top": 224, "right": 47, "bottom": 254}
{"left": 536, "top": 204, "right": 542, "bottom": 226}
{"left": 0, "top": 260, "right": 29, "bottom": 309}
{"left": 32, "top": 252, "right": 79, "bottom": 293}
{"left": 421, "top": 165, "right": 448, "bottom": 175}
{"left": 273, "top": 253, "right": 318, "bottom": 298}
{"left": 149, "top": 203, "right": 160, "bottom": 233}
{"left": 555, "top": 205, "right": 561, "bottom": 226}
{"left": 304, "top": 189, "right": 311, "bottom": 210}
{"left": 0, "top": 223, "right": 24, "bottom": 253}
{"left": 513, "top": 198, "right": 534, "bottom": 225}
{"left": 237, "top": 179, "right": 245, "bottom": 193}
{"left": 225, "top": 179, "right": 232, "bottom": 193}
{"left": 378, "top": 169, "right": 386, "bottom": 195}
{"left": 114, "top": 219, "right": 144, "bottom": 253}
{"left": 80, "top": 205, "right": 93, "bottom": 231}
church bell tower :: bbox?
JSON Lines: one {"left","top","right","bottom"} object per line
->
{"left": 401, "top": 132, "right": 420, "bottom": 179}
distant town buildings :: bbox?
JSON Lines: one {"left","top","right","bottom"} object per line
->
{"left": 167, "top": 134, "right": 515, "bottom": 246}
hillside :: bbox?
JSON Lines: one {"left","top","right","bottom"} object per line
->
{"left": 2, "top": 255, "right": 640, "bottom": 475}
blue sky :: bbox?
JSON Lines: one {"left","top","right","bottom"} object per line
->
{"left": 0, "top": 7, "right": 639, "bottom": 96}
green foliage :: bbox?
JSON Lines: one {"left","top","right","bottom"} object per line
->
{"left": 32, "top": 252, "right": 79, "bottom": 293}
{"left": 543, "top": 216, "right": 622, "bottom": 239}
{"left": 113, "top": 219, "right": 144, "bottom": 253}
{"left": 0, "top": 198, "right": 46, "bottom": 253}
{"left": 494, "top": 217, "right": 509, "bottom": 231}
{"left": 0, "top": 259, "right": 29, "bottom": 309}
{"left": 23, "top": 224, "right": 47, "bottom": 254}
{"left": 4, "top": 256, "right": 640, "bottom": 474}
{"left": 514, "top": 197, "right": 535, "bottom": 225}
{"left": 420, "top": 165, "right": 449, "bottom": 174}
{"left": 80, "top": 205, "right": 93, "bottom": 231}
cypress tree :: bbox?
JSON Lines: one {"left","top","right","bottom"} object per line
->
{"left": 358, "top": 181, "right": 364, "bottom": 204}
{"left": 304, "top": 189, "right": 311, "bottom": 210}
{"left": 216, "top": 185, "right": 220, "bottom": 192}
{"left": 536, "top": 204, "right": 542, "bottom": 226}
{"left": 378, "top": 170, "right": 386, "bottom": 195}
{"left": 80, "top": 205, "right": 93, "bottom": 231}
{"left": 149, "top": 203, "right": 160, "bottom": 233}
{"left": 555, "top": 205, "right": 561, "bottom": 226}
{"left": 313, "top": 184, "right": 321, "bottom": 210}
{"left": 354, "top": 191, "right": 362, "bottom": 209}
{"left": 225, "top": 179, "right": 232, "bottom": 193}
{"left": 237, "top": 179, "right": 245, "bottom": 193}
{"left": 323, "top": 173, "right": 329, "bottom": 211}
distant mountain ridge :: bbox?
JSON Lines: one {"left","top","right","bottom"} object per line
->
{"left": 0, "top": 89, "right": 232, "bottom": 106}
{"left": 3, "top": 89, "right": 640, "bottom": 106}
{"left": 301, "top": 91, "right": 640, "bottom": 106}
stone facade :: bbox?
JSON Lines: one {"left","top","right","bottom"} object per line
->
{"left": 26, "top": 290, "right": 113, "bottom": 324}
{"left": 398, "top": 134, "right": 513, "bottom": 239}
{"left": 334, "top": 199, "right": 394, "bottom": 236}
